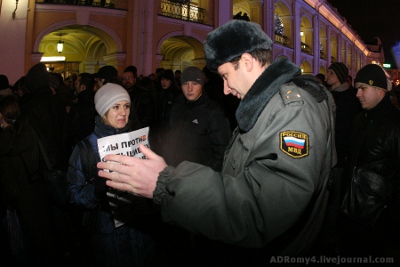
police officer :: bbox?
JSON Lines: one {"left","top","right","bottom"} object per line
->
{"left": 97, "top": 20, "right": 336, "bottom": 265}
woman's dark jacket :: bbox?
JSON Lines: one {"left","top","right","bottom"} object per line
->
{"left": 67, "top": 117, "right": 155, "bottom": 266}
{"left": 163, "top": 93, "right": 231, "bottom": 171}
{"left": 67, "top": 116, "right": 131, "bottom": 234}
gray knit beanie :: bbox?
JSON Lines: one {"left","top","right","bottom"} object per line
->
{"left": 95, "top": 83, "right": 131, "bottom": 117}
{"left": 181, "top": 66, "right": 204, "bottom": 86}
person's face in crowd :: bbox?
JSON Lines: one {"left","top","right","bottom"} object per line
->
{"left": 0, "top": 113, "right": 7, "bottom": 128}
{"left": 96, "top": 78, "right": 105, "bottom": 89}
{"left": 325, "top": 68, "right": 341, "bottom": 88}
{"left": 161, "top": 78, "right": 172, "bottom": 90}
{"left": 17, "top": 87, "right": 24, "bottom": 98}
{"left": 181, "top": 81, "right": 202, "bottom": 101}
{"left": 218, "top": 57, "right": 249, "bottom": 99}
{"left": 75, "top": 76, "right": 86, "bottom": 94}
{"left": 356, "top": 83, "right": 386, "bottom": 110}
{"left": 103, "top": 100, "right": 130, "bottom": 129}
{"left": 74, "top": 76, "right": 81, "bottom": 93}
{"left": 121, "top": 72, "right": 136, "bottom": 89}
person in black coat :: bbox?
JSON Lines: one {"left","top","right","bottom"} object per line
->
{"left": 150, "top": 69, "right": 181, "bottom": 154}
{"left": 121, "top": 66, "right": 155, "bottom": 129}
{"left": 65, "top": 72, "right": 97, "bottom": 158}
{"left": 163, "top": 66, "right": 231, "bottom": 171}
{"left": 0, "top": 95, "right": 63, "bottom": 266}
{"left": 158, "top": 66, "right": 231, "bottom": 266}
{"left": 319, "top": 62, "right": 361, "bottom": 253}
{"left": 340, "top": 64, "right": 400, "bottom": 259}
{"left": 20, "top": 63, "right": 66, "bottom": 171}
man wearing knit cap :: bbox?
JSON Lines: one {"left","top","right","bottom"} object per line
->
{"left": 98, "top": 20, "right": 336, "bottom": 265}
{"left": 159, "top": 66, "right": 231, "bottom": 264}
{"left": 320, "top": 62, "right": 361, "bottom": 250}
{"left": 151, "top": 69, "right": 181, "bottom": 154}
{"left": 339, "top": 64, "right": 400, "bottom": 260}
{"left": 121, "top": 65, "right": 155, "bottom": 128}
{"left": 163, "top": 66, "right": 230, "bottom": 171}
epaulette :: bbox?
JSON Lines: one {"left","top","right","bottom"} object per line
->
{"left": 290, "top": 75, "right": 328, "bottom": 103}
{"left": 280, "top": 86, "right": 303, "bottom": 106}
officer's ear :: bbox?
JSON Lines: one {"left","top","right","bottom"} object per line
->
{"left": 241, "top": 53, "right": 254, "bottom": 72}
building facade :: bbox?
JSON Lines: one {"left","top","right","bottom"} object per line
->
{"left": 0, "top": 0, "right": 385, "bottom": 84}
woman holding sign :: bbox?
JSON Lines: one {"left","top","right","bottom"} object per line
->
{"left": 67, "top": 83, "right": 154, "bottom": 267}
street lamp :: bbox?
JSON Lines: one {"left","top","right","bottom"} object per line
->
{"left": 57, "top": 40, "right": 64, "bottom": 53}
{"left": 55, "top": 33, "right": 66, "bottom": 53}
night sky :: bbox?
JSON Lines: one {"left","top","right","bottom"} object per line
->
{"left": 327, "top": 0, "right": 400, "bottom": 69}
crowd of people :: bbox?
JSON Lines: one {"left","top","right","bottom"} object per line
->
{"left": 0, "top": 19, "right": 399, "bottom": 267}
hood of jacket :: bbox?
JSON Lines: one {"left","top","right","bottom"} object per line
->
{"left": 236, "top": 57, "right": 301, "bottom": 133}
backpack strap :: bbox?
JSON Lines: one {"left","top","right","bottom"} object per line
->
{"left": 77, "top": 138, "right": 97, "bottom": 184}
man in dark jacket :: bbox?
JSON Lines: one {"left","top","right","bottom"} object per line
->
{"left": 121, "top": 66, "right": 155, "bottom": 128}
{"left": 320, "top": 62, "right": 361, "bottom": 250}
{"left": 20, "top": 63, "right": 65, "bottom": 170}
{"left": 163, "top": 66, "right": 231, "bottom": 172}
{"left": 151, "top": 69, "right": 181, "bottom": 154}
{"left": 340, "top": 64, "right": 400, "bottom": 259}
{"left": 98, "top": 20, "right": 336, "bottom": 265}
{"left": 65, "top": 72, "right": 97, "bottom": 158}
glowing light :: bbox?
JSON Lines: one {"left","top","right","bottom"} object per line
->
{"left": 40, "top": 56, "right": 66, "bottom": 62}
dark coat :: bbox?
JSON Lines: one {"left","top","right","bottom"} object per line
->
{"left": 20, "top": 85, "right": 66, "bottom": 170}
{"left": 203, "top": 74, "right": 239, "bottom": 131}
{"left": 0, "top": 121, "right": 61, "bottom": 264}
{"left": 155, "top": 84, "right": 181, "bottom": 129}
{"left": 151, "top": 85, "right": 181, "bottom": 154}
{"left": 67, "top": 116, "right": 153, "bottom": 266}
{"left": 127, "top": 84, "right": 155, "bottom": 128}
{"left": 65, "top": 88, "right": 97, "bottom": 155}
{"left": 341, "top": 95, "right": 400, "bottom": 245}
{"left": 163, "top": 93, "right": 231, "bottom": 171}
{"left": 153, "top": 58, "right": 336, "bottom": 263}
{"left": 331, "top": 84, "right": 361, "bottom": 167}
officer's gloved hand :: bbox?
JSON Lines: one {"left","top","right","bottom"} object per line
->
{"left": 94, "top": 177, "right": 108, "bottom": 199}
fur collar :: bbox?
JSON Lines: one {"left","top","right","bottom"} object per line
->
{"left": 236, "top": 57, "right": 301, "bottom": 132}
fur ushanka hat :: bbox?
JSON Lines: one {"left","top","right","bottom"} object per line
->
{"left": 204, "top": 20, "right": 273, "bottom": 72}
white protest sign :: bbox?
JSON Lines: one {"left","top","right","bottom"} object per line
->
{"left": 96, "top": 127, "right": 149, "bottom": 228}
{"left": 97, "top": 127, "right": 149, "bottom": 162}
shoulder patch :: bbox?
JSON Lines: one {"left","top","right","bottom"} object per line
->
{"left": 280, "top": 130, "right": 309, "bottom": 158}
